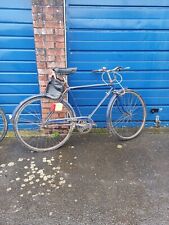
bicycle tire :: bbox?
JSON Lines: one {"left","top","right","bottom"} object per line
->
{"left": 108, "top": 89, "right": 146, "bottom": 140}
{"left": 13, "top": 95, "right": 75, "bottom": 152}
{"left": 0, "top": 108, "right": 8, "bottom": 142}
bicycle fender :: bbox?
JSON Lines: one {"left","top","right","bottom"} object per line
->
{"left": 11, "top": 93, "right": 76, "bottom": 123}
{"left": 11, "top": 94, "right": 46, "bottom": 123}
{"left": 106, "top": 94, "right": 117, "bottom": 130}
{"left": 106, "top": 89, "right": 130, "bottom": 130}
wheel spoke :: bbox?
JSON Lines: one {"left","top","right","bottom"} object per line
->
{"left": 110, "top": 90, "right": 146, "bottom": 140}
{"left": 14, "top": 96, "right": 74, "bottom": 151}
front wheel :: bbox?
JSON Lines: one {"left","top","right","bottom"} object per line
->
{"left": 107, "top": 89, "right": 146, "bottom": 140}
{"left": 13, "top": 95, "right": 75, "bottom": 152}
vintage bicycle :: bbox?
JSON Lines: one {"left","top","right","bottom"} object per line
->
{"left": 12, "top": 66, "right": 146, "bottom": 152}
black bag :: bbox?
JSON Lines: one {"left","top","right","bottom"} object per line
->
{"left": 46, "top": 76, "right": 64, "bottom": 98}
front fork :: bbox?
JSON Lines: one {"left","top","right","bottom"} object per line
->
{"left": 106, "top": 89, "right": 128, "bottom": 133}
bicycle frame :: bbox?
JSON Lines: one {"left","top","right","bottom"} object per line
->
{"left": 65, "top": 82, "right": 116, "bottom": 119}
{"left": 42, "top": 70, "right": 127, "bottom": 126}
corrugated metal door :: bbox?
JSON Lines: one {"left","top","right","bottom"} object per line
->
{"left": 66, "top": 0, "right": 169, "bottom": 127}
{"left": 0, "top": 0, "right": 39, "bottom": 127}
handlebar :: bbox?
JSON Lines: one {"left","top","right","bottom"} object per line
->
{"left": 92, "top": 66, "right": 130, "bottom": 73}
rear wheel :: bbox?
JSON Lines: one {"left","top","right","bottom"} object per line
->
{"left": 13, "top": 95, "right": 75, "bottom": 152}
{"left": 108, "top": 89, "right": 146, "bottom": 140}
{"left": 0, "top": 108, "right": 8, "bottom": 142}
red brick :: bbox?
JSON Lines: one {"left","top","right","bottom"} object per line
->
{"left": 45, "top": 21, "right": 59, "bottom": 28}
{"left": 57, "top": 62, "right": 66, "bottom": 67}
{"left": 37, "top": 62, "right": 46, "bottom": 69}
{"left": 55, "top": 42, "right": 64, "bottom": 48}
{"left": 53, "top": 23, "right": 63, "bottom": 29}
{"left": 39, "top": 74, "right": 48, "bottom": 81}
{"left": 45, "top": 13, "right": 54, "bottom": 21}
{"left": 47, "top": 62, "right": 57, "bottom": 68}
{"left": 46, "top": 49, "right": 63, "bottom": 56}
{"left": 32, "top": 6, "right": 41, "bottom": 14}
{"left": 44, "top": 7, "right": 54, "bottom": 14}
{"left": 36, "top": 48, "right": 45, "bottom": 56}
{"left": 36, "top": 55, "right": 46, "bottom": 62}
{"left": 35, "top": 41, "right": 45, "bottom": 48}
{"left": 33, "top": 20, "right": 43, "bottom": 28}
{"left": 34, "top": 34, "right": 44, "bottom": 42}
{"left": 45, "top": 42, "right": 55, "bottom": 48}
{"left": 55, "top": 35, "right": 64, "bottom": 42}
{"left": 47, "top": 55, "right": 55, "bottom": 61}
{"left": 45, "top": 35, "right": 55, "bottom": 42}
{"left": 45, "top": 28, "right": 54, "bottom": 34}
{"left": 46, "top": 49, "right": 55, "bottom": 56}
{"left": 39, "top": 80, "right": 47, "bottom": 86}
{"left": 40, "top": 86, "right": 46, "bottom": 93}
{"left": 55, "top": 29, "right": 64, "bottom": 35}
{"left": 47, "top": 48, "right": 65, "bottom": 56}
{"left": 34, "top": 28, "right": 42, "bottom": 35}
{"left": 38, "top": 69, "right": 50, "bottom": 75}
{"left": 55, "top": 49, "right": 65, "bottom": 55}
{"left": 56, "top": 55, "right": 65, "bottom": 62}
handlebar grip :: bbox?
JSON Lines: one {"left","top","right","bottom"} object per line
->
{"left": 123, "top": 67, "right": 130, "bottom": 70}
{"left": 114, "top": 66, "right": 131, "bottom": 71}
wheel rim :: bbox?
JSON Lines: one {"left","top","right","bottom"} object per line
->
{"left": 0, "top": 110, "right": 7, "bottom": 141}
{"left": 110, "top": 91, "right": 146, "bottom": 139}
{"left": 14, "top": 96, "right": 74, "bottom": 151}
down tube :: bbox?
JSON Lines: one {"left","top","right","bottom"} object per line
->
{"left": 89, "top": 88, "right": 114, "bottom": 118}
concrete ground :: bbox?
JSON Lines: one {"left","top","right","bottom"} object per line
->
{"left": 0, "top": 131, "right": 169, "bottom": 225}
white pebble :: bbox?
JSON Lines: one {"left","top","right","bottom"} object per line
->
{"left": 8, "top": 162, "right": 15, "bottom": 167}
{"left": 18, "top": 158, "right": 24, "bottom": 162}
{"left": 59, "top": 180, "right": 66, "bottom": 185}
{"left": 24, "top": 179, "right": 29, "bottom": 182}
{"left": 0, "top": 164, "right": 5, "bottom": 168}
{"left": 43, "top": 176, "right": 48, "bottom": 181}
{"left": 7, "top": 187, "right": 12, "bottom": 192}
{"left": 117, "top": 144, "right": 123, "bottom": 149}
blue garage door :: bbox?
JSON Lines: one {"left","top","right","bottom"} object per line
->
{"left": 66, "top": 0, "right": 169, "bottom": 127}
{"left": 0, "top": 0, "right": 39, "bottom": 127}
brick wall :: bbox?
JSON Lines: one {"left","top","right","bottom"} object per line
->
{"left": 32, "top": 0, "right": 66, "bottom": 93}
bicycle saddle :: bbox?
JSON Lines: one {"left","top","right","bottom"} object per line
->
{"left": 53, "top": 67, "right": 77, "bottom": 75}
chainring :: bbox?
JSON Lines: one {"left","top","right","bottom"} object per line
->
{"left": 76, "top": 118, "right": 94, "bottom": 134}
